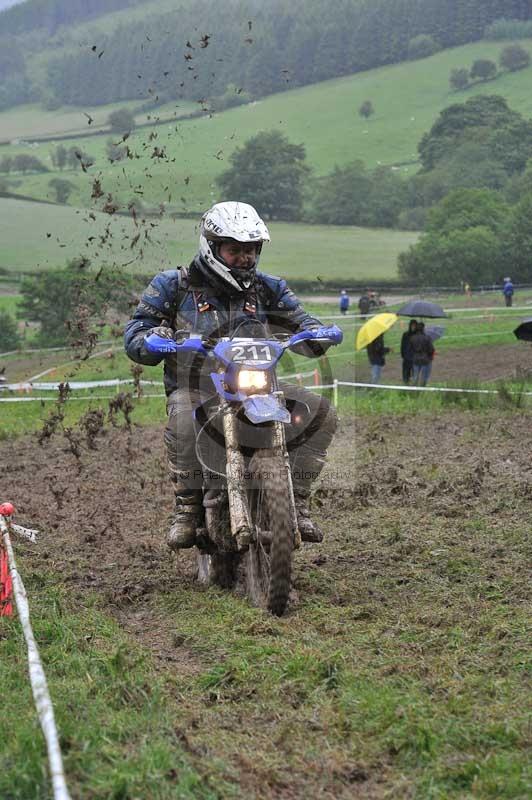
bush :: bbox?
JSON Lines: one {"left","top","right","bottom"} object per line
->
{"left": 209, "top": 84, "right": 252, "bottom": 112}
{"left": 48, "top": 178, "right": 74, "bottom": 203}
{"left": 358, "top": 100, "right": 374, "bottom": 119}
{"left": 18, "top": 261, "right": 135, "bottom": 346}
{"left": 449, "top": 68, "right": 470, "bottom": 90}
{"left": 12, "top": 154, "right": 48, "bottom": 174}
{"left": 499, "top": 44, "right": 531, "bottom": 72}
{"left": 107, "top": 108, "right": 135, "bottom": 133}
{"left": 0, "top": 310, "right": 21, "bottom": 352}
{"left": 470, "top": 59, "right": 497, "bottom": 81}
{"left": 407, "top": 34, "right": 440, "bottom": 60}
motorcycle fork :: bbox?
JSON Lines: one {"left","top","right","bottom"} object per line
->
{"left": 222, "top": 403, "right": 300, "bottom": 550}
{"left": 222, "top": 404, "right": 252, "bottom": 549}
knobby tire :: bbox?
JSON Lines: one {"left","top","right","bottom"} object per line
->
{"left": 246, "top": 450, "right": 293, "bottom": 616}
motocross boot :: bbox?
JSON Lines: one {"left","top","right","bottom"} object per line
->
{"left": 167, "top": 484, "right": 203, "bottom": 551}
{"left": 294, "top": 488, "right": 323, "bottom": 543}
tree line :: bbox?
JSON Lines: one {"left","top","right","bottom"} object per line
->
{"left": 2, "top": 0, "right": 531, "bottom": 111}
{"left": 450, "top": 43, "right": 530, "bottom": 90}
{"left": 218, "top": 94, "right": 532, "bottom": 286}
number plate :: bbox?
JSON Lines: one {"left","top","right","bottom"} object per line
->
{"left": 227, "top": 343, "right": 274, "bottom": 362}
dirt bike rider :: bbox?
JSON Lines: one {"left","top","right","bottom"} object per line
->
{"left": 124, "top": 201, "right": 338, "bottom": 550}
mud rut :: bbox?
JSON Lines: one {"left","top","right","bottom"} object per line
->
{"left": 1, "top": 424, "right": 201, "bottom": 668}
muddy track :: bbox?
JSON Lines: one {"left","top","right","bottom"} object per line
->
{"left": 1, "top": 411, "right": 531, "bottom": 798}
{"left": 2, "top": 411, "right": 531, "bottom": 628}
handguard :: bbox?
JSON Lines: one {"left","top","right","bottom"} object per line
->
{"left": 288, "top": 324, "right": 343, "bottom": 356}
{"left": 144, "top": 332, "right": 207, "bottom": 355}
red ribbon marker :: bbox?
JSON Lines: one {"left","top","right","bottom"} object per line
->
{"left": 0, "top": 502, "right": 16, "bottom": 617}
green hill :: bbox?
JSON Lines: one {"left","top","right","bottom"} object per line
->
{"left": 0, "top": 197, "right": 418, "bottom": 280}
{"left": 2, "top": 36, "right": 532, "bottom": 215}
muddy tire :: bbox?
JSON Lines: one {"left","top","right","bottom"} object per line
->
{"left": 245, "top": 450, "right": 294, "bottom": 616}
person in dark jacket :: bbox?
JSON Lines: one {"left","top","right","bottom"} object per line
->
{"left": 358, "top": 291, "right": 370, "bottom": 318}
{"left": 124, "top": 201, "right": 338, "bottom": 549}
{"left": 410, "top": 321, "right": 435, "bottom": 386}
{"left": 366, "top": 334, "right": 390, "bottom": 384}
{"left": 400, "top": 319, "right": 417, "bottom": 384}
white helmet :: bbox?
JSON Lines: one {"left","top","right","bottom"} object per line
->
{"left": 198, "top": 201, "right": 270, "bottom": 292}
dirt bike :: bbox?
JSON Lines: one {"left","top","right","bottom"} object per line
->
{"left": 145, "top": 323, "right": 342, "bottom": 616}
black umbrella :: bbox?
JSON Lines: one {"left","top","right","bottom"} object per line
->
{"left": 397, "top": 300, "right": 448, "bottom": 318}
{"left": 513, "top": 318, "right": 532, "bottom": 342}
{"left": 425, "top": 325, "right": 445, "bottom": 342}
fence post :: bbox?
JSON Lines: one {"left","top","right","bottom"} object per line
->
{"left": 333, "top": 378, "right": 338, "bottom": 407}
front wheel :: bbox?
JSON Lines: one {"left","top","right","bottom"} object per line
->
{"left": 245, "top": 450, "right": 294, "bottom": 616}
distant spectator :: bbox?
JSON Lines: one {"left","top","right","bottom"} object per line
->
{"left": 366, "top": 333, "right": 390, "bottom": 384}
{"left": 464, "top": 281, "right": 472, "bottom": 299}
{"left": 339, "top": 289, "right": 350, "bottom": 315}
{"left": 400, "top": 319, "right": 418, "bottom": 384}
{"left": 503, "top": 277, "right": 514, "bottom": 307}
{"left": 358, "top": 290, "right": 371, "bottom": 317}
{"left": 410, "top": 321, "right": 435, "bottom": 386}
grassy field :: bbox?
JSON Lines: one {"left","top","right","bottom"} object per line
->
{"left": 0, "top": 99, "right": 197, "bottom": 142}
{"left": 0, "top": 197, "right": 418, "bottom": 279}
{"left": 2, "top": 38, "right": 532, "bottom": 214}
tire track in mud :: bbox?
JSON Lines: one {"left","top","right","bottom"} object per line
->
{"left": 0, "top": 425, "right": 204, "bottom": 674}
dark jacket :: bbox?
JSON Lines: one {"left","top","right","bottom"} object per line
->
{"left": 358, "top": 295, "right": 370, "bottom": 314}
{"left": 124, "top": 259, "right": 323, "bottom": 395}
{"left": 409, "top": 332, "right": 434, "bottom": 366}
{"left": 366, "top": 335, "right": 389, "bottom": 366}
{"left": 400, "top": 331, "right": 414, "bottom": 361}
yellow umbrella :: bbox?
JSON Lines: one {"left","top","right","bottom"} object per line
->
{"left": 355, "top": 312, "right": 398, "bottom": 351}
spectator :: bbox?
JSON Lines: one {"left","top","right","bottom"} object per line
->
{"left": 503, "top": 277, "right": 514, "bottom": 307}
{"left": 358, "top": 290, "right": 371, "bottom": 317}
{"left": 339, "top": 289, "right": 350, "bottom": 315}
{"left": 400, "top": 319, "right": 417, "bottom": 384}
{"left": 410, "top": 321, "right": 435, "bottom": 386}
{"left": 366, "top": 333, "right": 390, "bottom": 384}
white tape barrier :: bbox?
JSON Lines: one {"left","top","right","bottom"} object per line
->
{"left": 3, "top": 380, "right": 531, "bottom": 404}
{"left": 0, "top": 515, "right": 71, "bottom": 800}
{"left": 3, "top": 378, "right": 163, "bottom": 392}
{"left": 0, "top": 394, "right": 166, "bottom": 403}
{"left": 279, "top": 369, "right": 317, "bottom": 381}
{"left": 313, "top": 380, "right": 532, "bottom": 399}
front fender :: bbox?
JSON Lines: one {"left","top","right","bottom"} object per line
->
{"left": 242, "top": 394, "right": 291, "bottom": 424}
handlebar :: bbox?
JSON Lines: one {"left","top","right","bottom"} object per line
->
{"left": 144, "top": 324, "right": 343, "bottom": 355}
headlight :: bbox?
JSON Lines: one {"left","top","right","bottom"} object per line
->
{"left": 237, "top": 369, "right": 269, "bottom": 392}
